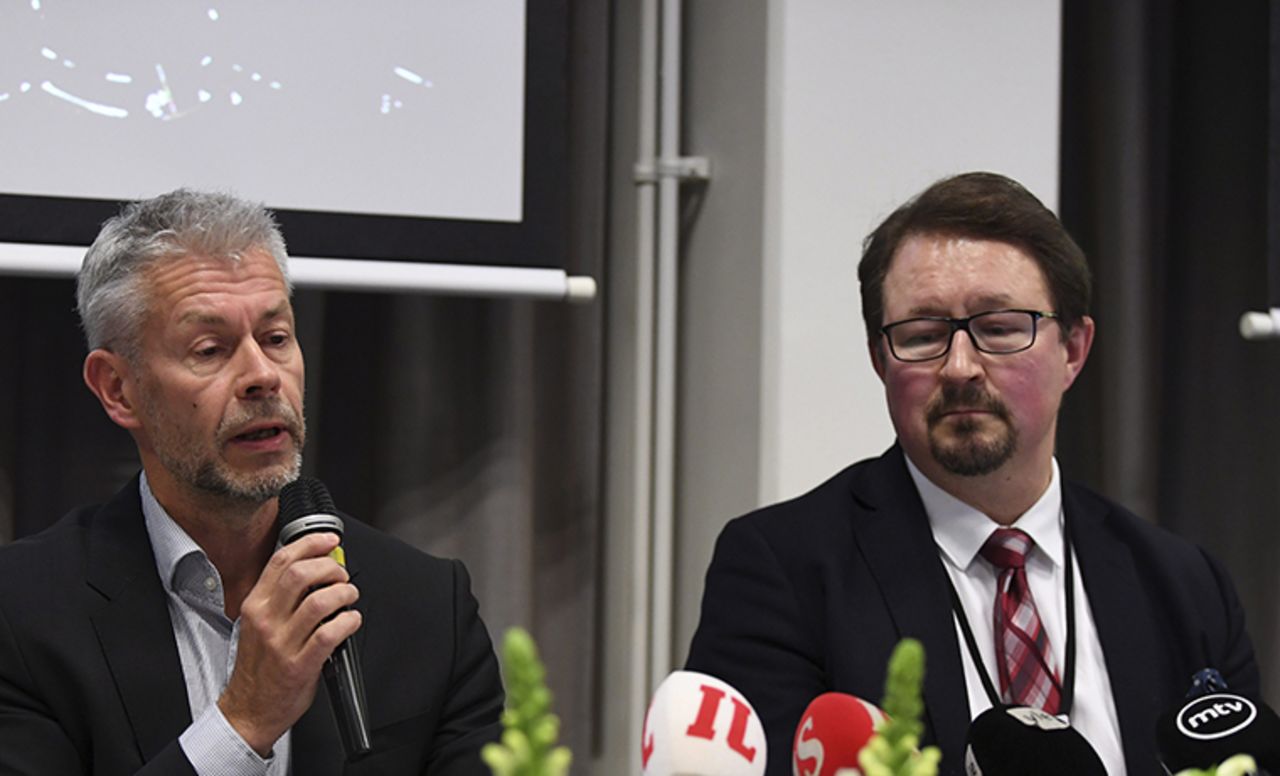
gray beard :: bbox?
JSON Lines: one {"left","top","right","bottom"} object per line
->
{"left": 142, "top": 386, "right": 306, "bottom": 506}
{"left": 153, "top": 441, "right": 302, "bottom": 505}
{"left": 189, "top": 451, "right": 302, "bottom": 503}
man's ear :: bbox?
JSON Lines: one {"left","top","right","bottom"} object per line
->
{"left": 869, "top": 337, "right": 888, "bottom": 381}
{"left": 83, "top": 350, "right": 143, "bottom": 430}
{"left": 1062, "top": 315, "right": 1096, "bottom": 391}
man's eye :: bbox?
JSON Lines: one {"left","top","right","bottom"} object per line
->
{"left": 265, "top": 332, "right": 292, "bottom": 347}
{"left": 193, "top": 344, "right": 222, "bottom": 358}
{"left": 903, "top": 329, "right": 944, "bottom": 346}
{"left": 975, "top": 320, "right": 1024, "bottom": 339}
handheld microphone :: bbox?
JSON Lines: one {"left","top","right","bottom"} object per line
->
{"left": 641, "top": 671, "right": 766, "bottom": 776}
{"left": 791, "top": 692, "right": 886, "bottom": 776}
{"left": 277, "top": 476, "right": 372, "bottom": 759}
{"left": 1156, "top": 691, "right": 1280, "bottom": 774}
{"left": 964, "top": 706, "right": 1106, "bottom": 775}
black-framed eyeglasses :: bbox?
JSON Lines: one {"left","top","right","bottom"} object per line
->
{"left": 880, "top": 309, "right": 1059, "bottom": 362}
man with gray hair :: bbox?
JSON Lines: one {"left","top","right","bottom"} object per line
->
{"left": 0, "top": 190, "right": 504, "bottom": 774}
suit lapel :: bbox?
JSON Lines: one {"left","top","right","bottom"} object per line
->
{"left": 1065, "top": 486, "right": 1163, "bottom": 775}
{"left": 85, "top": 479, "right": 193, "bottom": 763}
{"left": 85, "top": 482, "right": 365, "bottom": 773}
{"left": 847, "top": 447, "right": 971, "bottom": 761}
{"left": 849, "top": 452, "right": 1168, "bottom": 770}
{"left": 291, "top": 682, "right": 346, "bottom": 776}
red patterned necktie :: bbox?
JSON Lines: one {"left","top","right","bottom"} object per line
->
{"left": 979, "top": 527, "right": 1062, "bottom": 713}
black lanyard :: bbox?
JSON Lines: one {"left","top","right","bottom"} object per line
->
{"left": 942, "top": 512, "right": 1077, "bottom": 718}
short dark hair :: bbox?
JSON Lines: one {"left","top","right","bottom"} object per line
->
{"left": 857, "top": 171, "right": 1091, "bottom": 340}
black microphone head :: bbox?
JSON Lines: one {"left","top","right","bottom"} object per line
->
{"left": 277, "top": 476, "right": 343, "bottom": 543}
{"left": 1157, "top": 692, "right": 1280, "bottom": 773}
{"left": 964, "top": 706, "right": 1106, "bottom": 776}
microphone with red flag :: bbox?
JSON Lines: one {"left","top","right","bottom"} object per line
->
{"left": 641, "top": 671, "right": 767, "bottom": 776}
{"left": 791, "top": 692, "right": 887, "bottom": 776}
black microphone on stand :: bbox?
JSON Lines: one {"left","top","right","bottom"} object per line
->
{"left": 964, "top": 705, "right": 1106, "bottom": 775}
{"left": 1155, "top": 669, "right": 1280, "bottom": 776}
{"left": 277, "top": 476, "right": 372, "bottom": 759}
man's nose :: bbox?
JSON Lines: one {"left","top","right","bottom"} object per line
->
{"left": 938, "top": 327, "right": 985, "bottom": 381}
{"left": 235, "top": 339, "right": 283, "bottom": 399}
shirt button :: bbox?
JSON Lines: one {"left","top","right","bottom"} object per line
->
{"left": 204, "top": 576, "right": 217, "bottom": 592}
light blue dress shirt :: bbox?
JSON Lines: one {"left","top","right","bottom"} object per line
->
{"left": 140, "top": 473, "right": 291, "bottom": 776}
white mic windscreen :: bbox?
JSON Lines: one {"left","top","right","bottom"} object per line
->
{"left": 641, "top": 670, "right": 767, "bottom": 776}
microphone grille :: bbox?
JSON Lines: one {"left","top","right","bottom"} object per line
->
{"left": 278, "top": 476, "right": 338, "bottom": 525}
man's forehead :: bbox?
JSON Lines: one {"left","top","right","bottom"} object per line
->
{"left": 900, "top": 292, "right": 1022, "bottom": 318}
{"left": 144, "top": 251, "right": 292, "bottom": 323}
{"left": 887, "top": 233, "right": 1038, "bottom": 269}
{"left": 174, "top": 299, "right": 293, "bottom": 326}
{"left": 882, "top": 234, "right": 1050, "bottom": 309}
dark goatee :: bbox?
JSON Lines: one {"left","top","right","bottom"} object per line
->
{"left": 925, "top": 383, "right": 1017, "bottom": 477}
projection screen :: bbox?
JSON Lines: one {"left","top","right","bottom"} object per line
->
{"left": 0, "top": 1, "right": 582, "bottom": 297}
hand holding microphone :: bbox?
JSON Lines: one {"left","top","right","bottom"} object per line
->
{"left": 276, "top": 477, "right": 372, "bottom": 759}
{"left": 217, "top": 477, "right": 369, "bottom": 759}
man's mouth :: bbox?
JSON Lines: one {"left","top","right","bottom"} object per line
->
{"left": 219, "top": 401, "right": 306, "bottom": 451}
{"left": 927, "top": 395, "right": 1009, "bottom": 427}
{"left": 232, "top": 425, "right": 287, "bottom": 442}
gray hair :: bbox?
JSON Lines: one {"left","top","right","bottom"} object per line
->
{"left": 76, "top": 189, "right": 291, "bottom": 359}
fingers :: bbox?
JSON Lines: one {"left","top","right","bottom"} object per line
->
{"left": 256, "top": 534, "right": 349, "bottom": 612}
{"left": 219, "top": 533, "right": 364, "bottom": 755}
{"left": 241, "top": 534, "right": 359, "bottom": 653}
{"left": 276, "top": 555, "right": 351, "bottom": 605}
{"left": 292, "top": 565, "right": 362, "bottom": 667}
{"left": 302, "top": 608, "right": 363, "bottom": 664}
{"left": 262, "top": 532, "right": 348, "bottom": 588}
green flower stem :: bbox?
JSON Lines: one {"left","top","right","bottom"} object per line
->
{"left": 481, "top": 628, "right": 573, "bottom": 776}
{"left": 857, "top": 639, "right": 942, "bottom": 776}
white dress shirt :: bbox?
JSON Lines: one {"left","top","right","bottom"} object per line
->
{"left": 141, "top": 474, "right": 290, "bottom": 776}
{"left": 904, "top": 455, "right": 1127, "bottom": 775}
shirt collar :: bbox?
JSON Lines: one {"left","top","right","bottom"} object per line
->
{"left": 904, "top": 452, "right": 1065, "bottom": 571}
{"left": 140, "top": 472, "right": 209, "bottom": 593}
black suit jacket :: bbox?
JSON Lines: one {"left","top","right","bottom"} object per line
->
{"left": 0, "top": 477, "right": 504, "bottom": 775}
{"left": 685, "top": 446, "right": 1259, "bottom": 776}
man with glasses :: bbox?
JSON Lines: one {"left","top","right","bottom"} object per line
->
{"left": 686, "top": 172, "right": 1259, "bottom": 775}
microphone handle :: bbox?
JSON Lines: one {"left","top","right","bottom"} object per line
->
{"left": 279, "top": 514, "right": 372, "bottom": 758}
{"left": 324, "top": 636, "right": 373, "bottom": 757}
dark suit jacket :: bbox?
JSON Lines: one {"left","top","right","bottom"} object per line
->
{"left": 685, "top": 446, "right": 1260, "bottom": 776}
{"left": 0, "top": 477, "right": 504, "bottom": 775}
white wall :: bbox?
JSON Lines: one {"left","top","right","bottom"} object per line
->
{"left": 599, "top": 2, "right": 1062, "bottom": 772}
{"left": 760, "top": 1, "right": 1062, "bottom": 504}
